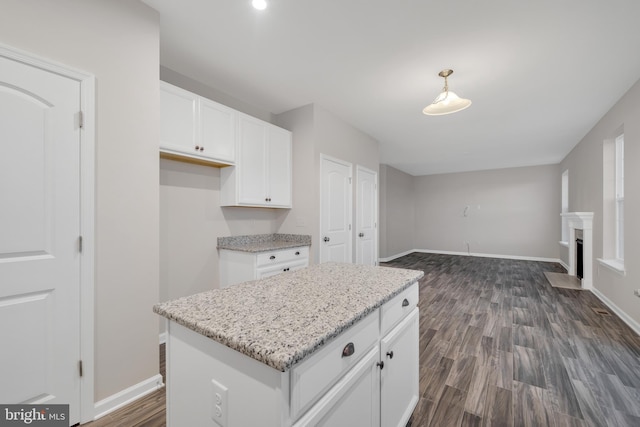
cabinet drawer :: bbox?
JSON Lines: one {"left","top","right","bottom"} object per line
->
{"left": 380, "top": 282, "right": 419, "bottom": 336}
{"left": 290, "top": 310, "right": 379, "bottom": 421}
{"left": 255, "top": 246, "right": 309, "bottom": 267}
{"left": 256, "top": 259, "right": 308, "bottom": 279}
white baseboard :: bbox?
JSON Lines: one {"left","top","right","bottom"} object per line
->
{"left": 591, "top": 287, "right": 640, "bottom": 336}
{"left": 558, "top": 259, "right": 569, "bottom": 272}
{"left": 385, "top": 248, "right": 563, "bottom": 264}
{"left": 378, "top": 250, "right": 415, "bottom": 263}
{"left": 93, "top": 374, "right": 164, "bottom": 421}
{"left": 159, "top": 332, "right": 166, "bottom": 345}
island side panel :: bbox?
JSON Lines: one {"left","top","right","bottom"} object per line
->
{"left": 167, "top": 321, "right": 291, "bottom": 426}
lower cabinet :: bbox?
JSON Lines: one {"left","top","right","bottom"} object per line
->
{"left": 293, "top": 347, "right": 380, "bottom": 426}
{"left": 164, "top": 282, "right": 419, "bottom": 427}
{"left": 219, "top": 246, "right": 309, "bottom": 288}
{"left": 381, "top": 308, "right": 420, "bottom": 427}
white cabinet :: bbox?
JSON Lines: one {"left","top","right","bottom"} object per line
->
{"left": 164, "top": 281, "right": 419, "bottom": 427}
{"left": 380, "top": 308, "right": 419, "bottom": 427}
{"left": 220, "top": 113, "right": 292, "bottom": 208}
{"left": 160, "top": 81, "right": 236, "bottom": 165}
{"left": 219, "top": 246, "right": 309, "bottom": 288}
{"left": 293, "top": 347, "right": 380, "bottom": 427}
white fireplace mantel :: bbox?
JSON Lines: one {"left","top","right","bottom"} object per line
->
{"left": 562, "top": 212, "right": 593, "bottom": 289}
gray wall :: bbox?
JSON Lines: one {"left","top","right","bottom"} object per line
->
{"left": 560, "top": 77, "right": 640, "bottom": 326}
{"left": 388, "top": 165, "right": 561, "bottom": 260}
{"left": 379, "top": 164, "right": 415, "bottom": 259}
{"left": 0, "top": 0, "right": 161, "bottom": 403}
{"left": 276, "top": 104, "right": 380, "bottom": 264}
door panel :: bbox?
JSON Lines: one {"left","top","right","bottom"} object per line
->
{"left": 356, "top": 166, "right": 377, "bottom": 265}
{"left": 320, "top": 155, "right": 352, "bottom": 263}
{"left": 380, "top": 308, "right": 419, "bottom": 427}
{"left": 0, "top": 54, "right": 81, "bottom": 424}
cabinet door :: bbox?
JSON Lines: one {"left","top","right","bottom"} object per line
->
{"left": 237, "top": 115, "right": 268, "bottom": 205}
{"left": 266, "top": 125, "right": 292, "bottom": 207}
{"left": 200, "top": 98, "right": 236, "bottom": 162}
{"left": 380, "top": 308, "right": 419, "bottom": 427}
{"left": 293, "top": 347, "right": 380, "bottom": 427}
{"left": 160, "top": 82, "right": 197, "bottom": 155}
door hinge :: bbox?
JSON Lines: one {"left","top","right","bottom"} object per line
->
{"left": 78, "top": 236, "right": 83, "bottom": 253}
{"left": 78, "top": 360, "right": 83, "bottom": 377}
{"left": 78, "top": 111, "right": 84, "bottom": 129}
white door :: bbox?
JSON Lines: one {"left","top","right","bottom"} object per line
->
{"left": 320, "top": 155, "right": 352, "bottom": 263}
{"left": 0, "top": 54, "right": 82, "bottom": 423}
{"left": 356, "top": 166, "right": 378, "bottom": 266}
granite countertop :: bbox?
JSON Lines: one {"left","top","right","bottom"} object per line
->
{"left": 217, "top": 233, "right": 311, "bottom": 253}
{"left": 153, "top": 262, "right": 423, "bottom": 371}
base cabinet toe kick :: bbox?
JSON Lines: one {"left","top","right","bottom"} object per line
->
{"left": 164, "top": 281, "right": 420, "bottom": 427}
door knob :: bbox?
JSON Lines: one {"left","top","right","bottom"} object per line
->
{"left": 323, "top": 237, "right": 330, "bottom": 242}
{"left": 359, "top": 232, "right": 364, "bottom": 237}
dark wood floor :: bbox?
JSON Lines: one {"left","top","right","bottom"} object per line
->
{"left": 82, "top": 253, "right": 640, "bottom": 426}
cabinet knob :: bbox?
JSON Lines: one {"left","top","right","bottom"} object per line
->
{"left": 402, "top": 298, "right": 410, "bottom": 307}
{"left": 386, "top": 351, "right": 394, "bottom": 359}
{"left": 323, "top": 237, "right": 330, "bottom": 242}
{"left": 295, "top": 251, "right": 300, "bottom": 256}
{"left": 195, "top": 145, "right": 200, "bottom": 150}
{"left": 341, "top": 342, "right": 355, "bottom": 358}
{"left": 200, "top": 146, "right": 204, "bottom": 152}
{"left": 270, "top": 255, "right": 276, "bottom": 260}
{"left": 377, "top": 361, "right": 385, "bottom": 370}
{"left": 283, "top": 267, "right": 289, "bottom": 272}
{"left": 359, "top": 232, "right": 364, "bottom": 237}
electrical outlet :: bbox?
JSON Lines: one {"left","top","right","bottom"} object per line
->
{"left": 634, "top": 289, "right": 640, "bottom": 298}
{"left": 211, "top": 379, "right": 228, "bottom": 427}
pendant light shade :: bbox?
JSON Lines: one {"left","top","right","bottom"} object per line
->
{"left": 423, "top": 69, "right": 471, "bottom": 116}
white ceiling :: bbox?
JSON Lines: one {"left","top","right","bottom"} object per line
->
{"left": 143, "top": 0, "right": 640, "bottom": 176}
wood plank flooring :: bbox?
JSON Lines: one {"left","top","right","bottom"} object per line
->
{"left": 385, "top": 253, "right": 640, "bottom": 427}
{"left": 81, "top": 253, "right": 640, "bottom": 426}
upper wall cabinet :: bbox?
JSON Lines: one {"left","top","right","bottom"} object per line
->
{"left": 220, "top": 113, "right": 292, "bottom": 208}
{"left": 160, "top": 81, "right": 236, "bottom": 166}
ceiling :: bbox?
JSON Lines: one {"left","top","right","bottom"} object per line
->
{"left": 142, "top": 0, "right": 640, "bottom": 176}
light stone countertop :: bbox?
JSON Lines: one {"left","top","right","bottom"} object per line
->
{"left": 153, "top": 262, "right": 423, "bottom": 371}
{"left": 217, "top": 233, "right": 311, "bottom": 253}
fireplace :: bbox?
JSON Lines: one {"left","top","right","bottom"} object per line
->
{"left": 576, "top": 238, "right": 583, "bottom": 279}
{"left": 562, "top": 212, "right": 593, "bottom": 289}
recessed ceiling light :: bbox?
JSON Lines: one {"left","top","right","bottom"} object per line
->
{"left": 252, "top": 0, "right": 267, "bottom": 10}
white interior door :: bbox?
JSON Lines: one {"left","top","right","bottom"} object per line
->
{"left": 320, "top": 155, "right": 352, "bottom": 263}
{"left": 356, "top": 165, "right": 378, "bottom": 266}
{"left": 0, "top": 53, "right": 82, "bottom": 424}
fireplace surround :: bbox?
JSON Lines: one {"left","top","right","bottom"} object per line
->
{"left": 562, "top": 212, "right": 593, "bottom": 289}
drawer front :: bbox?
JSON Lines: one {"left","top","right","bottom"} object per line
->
{"left": 256, "top": 259, "right": 308, "bottom": 279}
{"left": 380, "top": 282, "right": 419, "bottom": 336}
{"left": 255, "top": 246, "right": 309, "bottom": 267}
{"left": 290, "top": 310, "right": 379, "bottom": 421}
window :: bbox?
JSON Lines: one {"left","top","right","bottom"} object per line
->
{"left": 615, "top": 135, "right": 624, "bottom": 261}
{"left": 598, "top": 132, "right": 625, "bottom": 275}
{"left": 561, "top": 170, "right": 569, "bottom": 243}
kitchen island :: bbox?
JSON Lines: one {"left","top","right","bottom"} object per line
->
{"left": 154, "top": 262, "right": 423, "bottom": 427}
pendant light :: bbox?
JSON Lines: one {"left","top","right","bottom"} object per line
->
{"left": 423, "top": 69, "right": 471, "bottom": 116}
